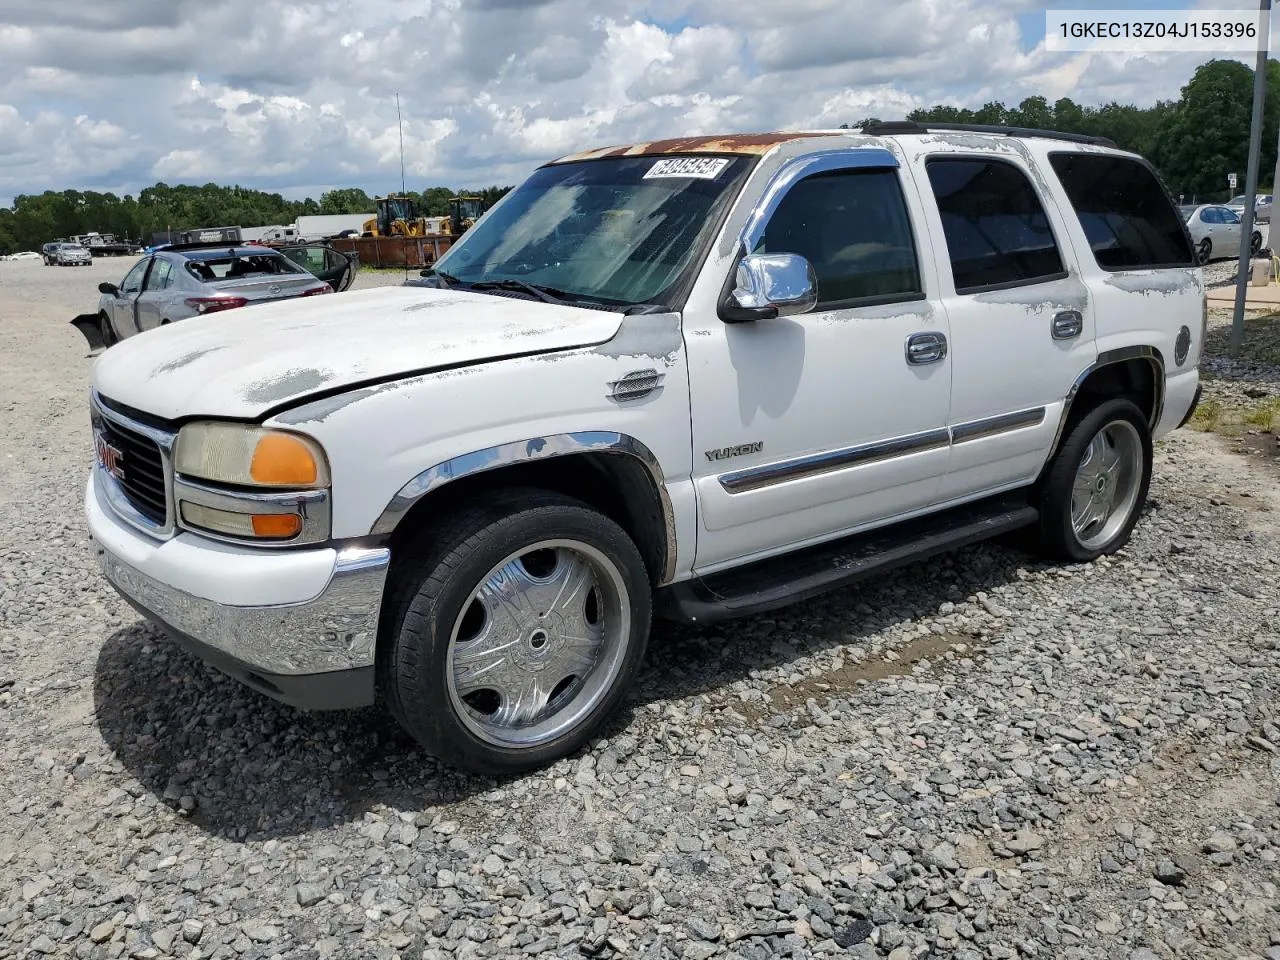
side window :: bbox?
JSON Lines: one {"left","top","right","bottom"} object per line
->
{"left": 1201, "top": 207, "right": 1221, "bottom": 224}
{"left": 926, "top": 158, "right": 1065, "bottom": 293}
{"left": 754, "top": 168, "right": 923, "bottom": 308}
{"left": 1048, "top": 153, "right": 1195, "bottom": 269}
{"left": 143, "top": 259, "right": 172, "bottom": 291}
{"left": 1220, "top": 207, "right": 1241, "bottom": 224}
{"left": 119, "top": 259, "right": 150, "bottom": 294}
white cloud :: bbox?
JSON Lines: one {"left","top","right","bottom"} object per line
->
{"left": 0, "top": 0, "right": 1239, "bottom": 201}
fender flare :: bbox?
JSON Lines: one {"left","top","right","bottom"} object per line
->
{"left": 369, "top": 431, "right": 678, "bottom": 584}
{"left": 1050, "top": 345, "right": 1165, "bottom": 454}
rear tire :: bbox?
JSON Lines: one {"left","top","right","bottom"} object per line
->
{"left": 380, "top": 489, "right": 652, "bottom": 774}
{"left": 1034, "top": 398, "right": 1152, "bottom": 562}
{"left": 1196, "top": 238, "right": 1212, "bottom": 264}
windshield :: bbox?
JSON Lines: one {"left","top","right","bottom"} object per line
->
{"left": 432, "top": 155, "right": 751, "bottom": 307}
{"left": 387, "top": 197, "right": 414, "bottom": 220}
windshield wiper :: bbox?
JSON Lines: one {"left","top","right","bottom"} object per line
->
{"left": 466, "top": 278, "right": 580, "bottom": 305}
{"left": 419, "top": 268, "right": 460, "bottom": 287}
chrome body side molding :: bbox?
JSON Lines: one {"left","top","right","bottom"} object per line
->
{"left": 718, "top": 428, "right": 951, "bottom": 494}
{"left": 719, "top": 406, "right": 1048, "bottom": 494}
{"left": 951, "top": 407, "right": 1046, "bottom": 445}
{"left": 370, "top": 432, "right": 679, "bottom": 584}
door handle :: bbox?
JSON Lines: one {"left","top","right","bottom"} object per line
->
{"left": 905, "top": 331, "right": 947, "bottom": 365}
{"left": 1051, "top": 310, "right": 1083, "bottom": 340}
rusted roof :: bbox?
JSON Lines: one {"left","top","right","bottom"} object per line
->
{"left": 549, "top": 132, "right": 840, "bottom": 164}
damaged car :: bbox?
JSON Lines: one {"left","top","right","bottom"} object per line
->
{"left": 71, "top": 243, "right": 334, "bottom": 350}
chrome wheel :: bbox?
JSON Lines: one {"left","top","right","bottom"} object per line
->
{"left": 1070, "top": 420, "right": 1143, "bottom": 551}
{"left": 445, "top": 539, "right": 631, "bottom": 748}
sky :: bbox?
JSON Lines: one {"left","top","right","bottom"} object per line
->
{"left": 0, "top": 0, "right": 1265, "bottom": 207}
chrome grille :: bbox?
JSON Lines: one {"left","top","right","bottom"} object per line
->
{"left": 91, "top": 392, "right": 177, "bottom": 539}
{"left": 98, "top": 416, "right": 167, "bottom": 524}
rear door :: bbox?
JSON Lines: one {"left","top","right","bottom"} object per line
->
{"left": 1214, "top": 206, "right": 1244, "bottom": 252}
{"left": 900, "top": 144, "right": 1094, "bottom": 503}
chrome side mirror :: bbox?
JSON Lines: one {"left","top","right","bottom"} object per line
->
{"left": 720, "top": 252, "right": 818, "bottom": 323}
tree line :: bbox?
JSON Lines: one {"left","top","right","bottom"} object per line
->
{"left": 0, "top": 183, "right": 512, "bottom": 255}
{"left": 1, "top": 58, "right": 1275, "bottom": 254}
{"left": 854, "top": 59, "right": 1280, "bottom": 203}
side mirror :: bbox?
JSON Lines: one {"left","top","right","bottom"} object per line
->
{"left": 98, "top": 282, "right": 118, "bottom": 295}
{"left": 719, "top": 252, "right": 818, "bottom": 323}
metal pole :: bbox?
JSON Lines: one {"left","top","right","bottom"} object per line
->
{"left": 1232, "top": 0, "right": 1272, "bottom": 354}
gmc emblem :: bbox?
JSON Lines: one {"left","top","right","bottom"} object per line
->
{"left": 95, "top": 433, "right": 125, "bottom": 480}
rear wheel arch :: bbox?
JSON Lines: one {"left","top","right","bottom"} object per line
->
{"left": 1048, "top": 347, "right": 1164, "bottom": 462}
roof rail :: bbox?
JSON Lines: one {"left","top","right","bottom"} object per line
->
{"left": 860, "top": 121, "right": 1118, "bottom": 149}
{"left": 160, "top": 241, "right": 259, "bottom": 253}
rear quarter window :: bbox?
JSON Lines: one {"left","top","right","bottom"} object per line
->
{"left": 1048, "top": 153, "right": 1195, "bottom": 270}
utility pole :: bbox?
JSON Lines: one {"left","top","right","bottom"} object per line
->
{"left": 1232, "top": 0, "right": 1273, "bottom": 354}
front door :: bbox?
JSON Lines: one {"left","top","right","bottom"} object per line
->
{"left": 684, "top": 151, "right": 954, "bottom": 572}
{"left": 135, "top": 258, "right": 173, "bottom": 331}
{"left": 111, "top": 258, "right": 151, "bottom": 336}
{"left": 901, "top": 148, "right": 1096, "bottom": 503}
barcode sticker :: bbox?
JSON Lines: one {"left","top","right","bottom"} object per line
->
{"left": 643, "top": 157, "right": 730, "bottom": 180}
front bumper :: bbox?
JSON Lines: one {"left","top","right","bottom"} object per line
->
{"left": 87, "top": 473, "right": 389, "bottom": 709}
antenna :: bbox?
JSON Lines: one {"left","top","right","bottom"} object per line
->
{"left": 396, "top": 92, "right": 407, "bottom": 198}
{"left": 396, "top": 92, "right": 408, "bottom": 282}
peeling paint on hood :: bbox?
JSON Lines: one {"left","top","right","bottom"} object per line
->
{"left": 90, "top": 285, "right": 626, "bottom": 421}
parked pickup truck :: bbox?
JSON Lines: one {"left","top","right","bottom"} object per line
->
{"left": 83, "top": 124, "right": 1205, "bottom": 773}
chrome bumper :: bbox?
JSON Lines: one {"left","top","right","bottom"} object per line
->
{"left": 96, "top": 544, "right": 389, "bottom": 675}
{"left": 90, "top": 473, "right": 390, "bottom": 708}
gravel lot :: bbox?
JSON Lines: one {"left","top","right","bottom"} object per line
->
{"left": 2, "top": 256, "right": 1279, "bottom": 960}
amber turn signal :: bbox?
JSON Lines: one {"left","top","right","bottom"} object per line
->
{"left": 250, "top": 433, "right": 320, "bottom": 486}
{"left": 250, "top": 513, "right": 303, "bottom": 538}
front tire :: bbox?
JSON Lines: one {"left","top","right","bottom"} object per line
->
{"left": 98, "top": 313, "right": 117, "bottom": 348}
{"left": 1035, "top": 398, "right": 1152, "bottom": 562}
{"left": 1251, "top": 231, "right": 1263, "bottom": 257}
{"left": 380, "top": 490, "right": 652, "bottom": 774}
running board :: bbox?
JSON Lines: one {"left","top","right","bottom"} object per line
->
{"left": 655, "top": 494, "right": 1038, "bottom": 624}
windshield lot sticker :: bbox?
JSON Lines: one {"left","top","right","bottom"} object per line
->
{"left": 644, "top": 157, "right": 730, "bottom": 180}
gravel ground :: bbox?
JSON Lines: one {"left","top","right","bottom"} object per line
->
{"left": 2, "top": 256, "right": 1279, "bottom": 960}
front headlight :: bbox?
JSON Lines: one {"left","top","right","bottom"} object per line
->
{"left": 173, "top": 422, "right": 331, "bottom": 544}
{"left": 175, "top": 422, "right": 330, "bottom": 488}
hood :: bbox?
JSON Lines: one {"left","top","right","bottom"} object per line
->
{"left": 91, "top": 284, "right": 625, "bottom": 421}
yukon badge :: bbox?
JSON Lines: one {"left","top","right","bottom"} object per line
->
{"left": 705, "top": 441, "right": 763, "bottom": 462}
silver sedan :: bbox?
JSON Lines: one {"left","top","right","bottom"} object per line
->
{"left": 71, "top": 243, "right": 333, "bottom": 350}
{"left": 1181, "top": 204, "right": 1263, "bottom": 265}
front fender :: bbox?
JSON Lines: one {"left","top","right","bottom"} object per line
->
{"left": 264, "top": 336, "right": 697, "bottom": 580}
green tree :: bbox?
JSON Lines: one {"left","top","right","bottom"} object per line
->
{"left": 1154, "top": 59, "right": 1255, "bottom": 197}
{"left": 319, "top": 188, "right": 373, "bottom": 215}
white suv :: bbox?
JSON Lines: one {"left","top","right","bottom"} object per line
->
{"left": 83, "top": 123, "right": 1205, "bottom": 772}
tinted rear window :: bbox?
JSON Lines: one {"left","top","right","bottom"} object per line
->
{"left": 1048, "top": 153, "right": 1195, "bottom": 270}
{"left": 925, "top": 158, "right": 1065, "bottom": 293}
{"left": 183, "top": 253, "right": 304, "bottom": 282}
